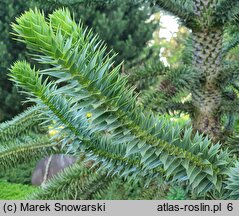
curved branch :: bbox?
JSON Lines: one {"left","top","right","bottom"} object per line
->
{"left": 0, "top": 133, "right": 56, "bottom": 170}
{"left": 0, "top": 106, "right": 46, "bottom": 142}
{"left": 155, "top": 0, "right": 194, "bottom": 21}
{"left": 10, "top": 9, "right": 235, "bottom": 195}
{"left": 29, "top": 163, "right": 111, "bottom": 200}
{"left": 215, "top": 0, "right": 239, "bottom": 24}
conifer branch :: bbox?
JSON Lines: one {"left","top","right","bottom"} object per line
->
{"left": 127, "top": 60, "right": 168, "bottom": 91}
{"left": 226, "top": 161, "right": 239, "bottom": 199}
{"left": 29, "top": 163, "right": 111, "bottom": 200}
{"left": 0, "top": 106, "right": 46, "bottom": 142}
{"left": 215, "top": 0, "right": 239, "bottom": 24}
{"left": 221, "top": 62, "right": 239, "bottom": 84}
{"left": 10, "top": 9, "right": 235, "bottom": 195}
{"left": 0, "top": 133, "right": 56, "bottom": 170}
{"left": 154, "top": 0, "right": 194, "bottom": 21}
{"left": 223, "top": 36, "right": 239, "bottom": 55}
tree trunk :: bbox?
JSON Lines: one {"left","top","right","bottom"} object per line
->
{"left": 191, "top": 0, "right": 224, "bottom": 142}
{"left": 192, "top": 89, "right": 222, "bottom": 142}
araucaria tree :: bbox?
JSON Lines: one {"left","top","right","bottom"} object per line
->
{"left": 2, "top": 0, "right": 239, "bottom": 199}
{"left": 172, "top": 0, "right": 238, "bottom": 142}
{"left": 142, "top": 0, "right": 239, "bottom": 142}
{"left": 189, "top": 0, "right": 224, "bottom": 141}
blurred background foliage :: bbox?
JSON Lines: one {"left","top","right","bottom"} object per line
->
{"left": 0, "top": 1, "right": 29, "bottom": 121}
{"left": 0, "top": 161, "right": 36, "bottom": 184}
{"left": 0, "top": 180, "right": 36, "bottom": 200}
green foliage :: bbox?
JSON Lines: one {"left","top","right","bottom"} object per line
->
{"left": 34, "top": 0, "right": 156, "bottom": 65}
{"left": 127, "top": 59, "right": 168, "bottom": 91}
{"left": 93, "top": 178, "right": 143, "bottom": 200}
{"left": 0, "top": 1, "right": 29, "bottom": 121}
{"left": 0, "top": 132, "right": 55, "bottom": 170}
{"left": 154, "top": 0, "right": 194, "bottom": 22}
{"left": 118, "top": 0, "right": 239, "bottom": 143}
{"left": 0, "top": 161, "right": 37, "bottom": 184}
{"left": 2, "top": 0, "right": 239, "bottom": 201}
{"left": 29, "top": 163, "right": 110, "bottom": 200}
{"left": 0, "top": 104, "right": 57, "bottom": 170}
{"left": 226, "top": 161, "right": 239, "bottom": 199}
{"left": 35, "top": 0, "right": 106, "bottom": 5}
{"left": 74, "top": 0, "right": 156, "bottom": 65}
{"left": 133, "top": 64, "right": 195, "bottom": 115}
{"left": 166, "top": 185, "right": 188, "bottom": 200}
{"left": 9, "top": 9, "right": 237, "bottom": 199}
{"left": 0, "top": 0, "right": 155, "bottom": 121}
{"left": 0, "top": 180, "right": 36, "bottom": 200}
{"left": 0, "top": 106, "right": 47, "bottom": 142}
{"left": 215, "top": 0, "right": 239, "bottom": 24}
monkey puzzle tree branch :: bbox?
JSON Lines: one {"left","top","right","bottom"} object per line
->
{"left": 154, "top": 0, "right": 194, "bottom": 21}
{"left": 9, "top": 8, "right": 237, "bottom": 196}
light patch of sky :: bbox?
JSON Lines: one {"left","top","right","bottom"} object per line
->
{"left": 159, "top": 14, "right": 179, "bottom": 66}
{"left": 160, "top": 15, "right": 179, "bottom": 40}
